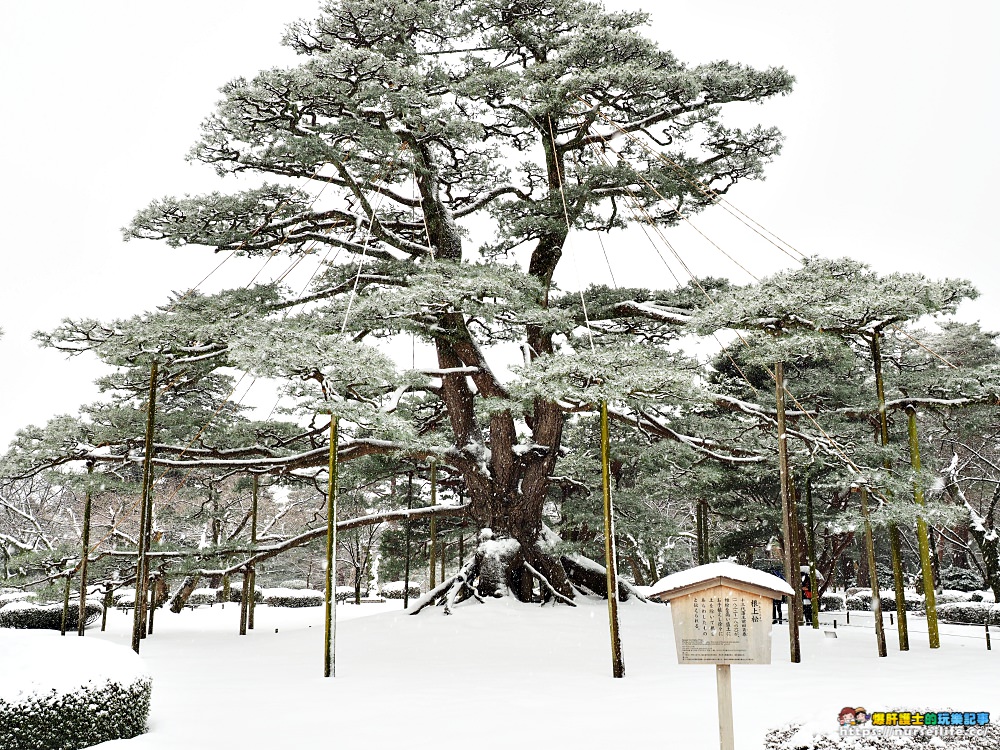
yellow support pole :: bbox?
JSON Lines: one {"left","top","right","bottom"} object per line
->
{"left": 600, "top": 401, "right": 625, "bottom": 678}
{"left": 324, "top": 417, "right": 339, "bottom": 678}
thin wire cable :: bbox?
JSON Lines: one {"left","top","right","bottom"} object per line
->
{"left": 549, "top": 117, "right": 595, "bottom": 352}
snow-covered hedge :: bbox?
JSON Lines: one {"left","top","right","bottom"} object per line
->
{"left": 819, "top": 593, "right": 845, "bottom": 611}
{"left": 263, "top": 588, "right": 324, "bottom": 608}
{"left": 0, "top": 591, "right": 35, "bottom": 606}
{"left": 765, "top": 721, "right": 1000, "bottom": 749}
{"left": 936, "top": 602, "right": 1000, "bottom": 626}
{"left": 112, "top": 588, "right": 136, "bottom": 607}
{"left": 935, "top": 589, "right": 974, "bottom": 605}
{"left": 336, "top": 586, "right": 364, "bottom": 602}
{"left": 187, "top": 588, "right": 222, "bottom": 607}
{"left": 0, "top": 601, "right": 102, "bottom": 631}
{"left": 221, "top": 586, "right": 264, "bottom": 604}
{"left": 845, "top": 590, "right": 922, "bottom": 611}
{"left": 278, "top": 579, "right": 309, "bottom": 589}
{"left": 0, "top": 630, "right": 151, "bottom": 750}
{"left": 379, "top": 581, "right": 420, "bottom": 600}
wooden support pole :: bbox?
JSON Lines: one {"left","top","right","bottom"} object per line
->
{"left": 101, "top": 585, "right": 111, "bottom": 632}
{"left": 429, "top": 461, "right": 437, "bottom": 590}
{"left": 775, "top": 362, "right": 801, "bottom": 663}
{"left": 60, "top": 573, "right": 72, "bottom": 636}
{"left": 77, "top": 461, "right": 94, "bottom": 636}
{"left": 870, "top": 333, "right": 909, "bottom": 651}
{"left": 600, "top": 401, "right": 625, "bottom": 678}
{"left": 716, "top": 664, "right": 735, "bottom": 750}
{"left": 805, "top": 479, "right": 820, "bottom": 629}
{"left": 132, "top": 360, "right": 158, "bottom": 655}
{"left": 248, "top": 475, "right": 259, "bottom": 630}
{"left": 239, "top": 569, "right": 250, "bottom": 636}
{"left": 906, "top": 407, "right": 939, "bottom": 649}
{"left": 860, "top": 487, "right": 888, "bottom": 657}
{"left": 403, "top": 471, "right": 413, "bottom": 610}
{"left": 323, "top": 417, "right": 339, "bottom": 678}
{"left": 147, "top": 574, "right": 157, "bottom": 634}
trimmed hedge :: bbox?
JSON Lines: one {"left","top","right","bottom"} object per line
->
{"left": 380, "top": 581, "right": 421, "bottom": 600}
{"left": 936, "top": 602, "right": 1000, "bottom": 626}
{"left": 263, "top": 588, "right": 324, "bottom": 608}
{"left": 765, "top": 721, "right": 1000, "bottom": 749}
{"left": 0, "top": 602, "right": 103, "bottom": 630}
{"left": 845, "top": 589, "right": 925, "bottom": 611}
{"left": 0, "top": 676, "right": 151, "bottom": 750}
{"left": 819, "top": 593, "right": 845, "bottom": 612}
{"left": 221, "top": 586, "right": 264, "bottom": 604}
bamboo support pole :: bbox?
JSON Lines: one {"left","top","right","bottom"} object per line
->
{"left": 323, "top": 417, "right": 339, "bottom": 678}
{"left": 600, "top": 401, "right": 625, "bottom": 678}
{"left": 132, "top": 361, "right": 158, "bottom": 654}
{"left": 429, "top": 461, "right": 437, "bottom": 590}
{"left": 860, "top": 487, "right": 888, "bottom": 657}
{"left": 403, "top": 472, "right": 413, "bottom": 610}
{"left": 248, "top": 475, "right": 259, "bottom": 630}
{"left": 77, "top": 461, "right": 94, "bottom": 636}
{"left": 775, "top": 362, "right": 801, "bottom": 662}
{"left": 60, "top": 573, "right": 72, "bottom": 636}
{"left": 870, "top": 333, "right": 909, "bottom": 651}
{"left": 805, "top": 479, "right": 819, "bottom": 629}
{"left": 906, "top": 407, "right": 939, "bottom": 648}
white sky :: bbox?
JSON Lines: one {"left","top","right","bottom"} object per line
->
{"left": 1, "top": 1, "right": 998, "bottom": 447}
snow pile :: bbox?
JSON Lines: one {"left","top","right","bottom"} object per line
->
{"left": 649, "top": 561, "right": 794, "bottom": 599}
{"left": 0, "top": 630, "right": 151, "bottom": 750}
{"left": 0, "top": 629, "right": 148, "bottom": 706}
{"left": 0, "top": 591, "right": 35, "bottom": 606}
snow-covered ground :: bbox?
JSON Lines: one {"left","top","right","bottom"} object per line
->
{"left": 6, "top": 595, "right": 997, "bottom": 749}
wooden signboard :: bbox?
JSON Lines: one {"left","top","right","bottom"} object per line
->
{"left": 669, "top": 583, "right": 772, "bottom": 665}
{"left": 649, "top": 563, "right": 794, "bottom": 750}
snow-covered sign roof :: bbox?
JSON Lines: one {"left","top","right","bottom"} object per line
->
{"left": 648, "top": 562, "right": 794, "bottom": 601}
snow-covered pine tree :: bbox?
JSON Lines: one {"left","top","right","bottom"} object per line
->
{"left": 34, "top": 0, "right": 792, "bottom": 604}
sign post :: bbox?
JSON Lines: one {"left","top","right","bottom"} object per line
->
{"left": 649, "top": 562, "right": 794, "bottom": 750}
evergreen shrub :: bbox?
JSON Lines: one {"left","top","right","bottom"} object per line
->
{"left": 186, "top": 588, "right": 221, "bottom": 606}
{"left": 935, "top": 590, "right": 974, "bottom": 605}
{"left": 221, "top": 586, "right": 264, "bottom": 604}
{"left": 0, "top": 602, "right": 103, "bottom": 630}
{"left": 819, "top": 592, "right": 845, "bottom": 611}
{"left": 380, "top": 581, "right": 420, "bottom": 600}
{"left": 765, "top": 720, "right": 1000, "bottom": 748}
{"left": 0, "top": 676, "right": 151, "bottom": 750}
{"left": 263, "top": 588, "right": 324, "bottom": 608}
{"left": 935, "top": 602, "right": 1000, "bottom": 626}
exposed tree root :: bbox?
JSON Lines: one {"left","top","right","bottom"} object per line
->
{"left": 523, "top": 562, "right": 575, "bottom": 607}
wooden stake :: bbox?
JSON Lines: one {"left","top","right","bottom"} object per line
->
{"left": 60, "top": 573, "right": 72, "bottom": 636}
{"left": 860, "top": 487, "right": 888, "bottom": 657}
{"left": 101, "top": 585, "right": 111, "bottom": 632}
{"left": 248, "top": 475, "right": 259, "bottom": 630}
{"left": 78, "top": 461, "right": 94, "bottom": 636}
{"left": 403, "top": 471, "right": 413, "bottom": 610}
{"left": 775, "top": 362, "right": 801, "bottom": 663}
{"left": 132, "top": 360, "right": 158, "bottom": 654}
{"left": 870, "top": 333, "right": 909, "bottom": 651}
{"left": 716, "top": 664, "right": 735, "bottom": 750}
{"left": 323, "top": 416, "right": 339, "bottom": 678}
{"left": 239, "top": 569, "right": 250, "bottom": 635}
{"left": 805, "top": 478, "right": 819, "bottom": 629}
{"left": 600, "top": 400, "right": 625, "bottom": 678}
{"left": 429, "top": 461, "right": 437, "bottom": 590}
{"left": 906, "top": 407, "right": 939, "bottom": 649}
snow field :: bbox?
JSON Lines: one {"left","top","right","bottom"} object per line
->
{"left": 42, "top": 593, "right": 993, "bottom": 750}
